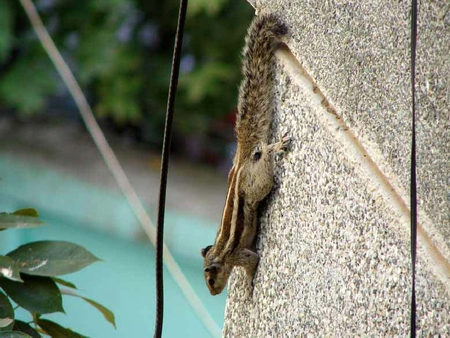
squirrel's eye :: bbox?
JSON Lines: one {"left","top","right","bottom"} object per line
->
{"left": 204, "top": 267, "right": 210, "bottom": 273}
{"left": 208, "top": 279, "right": 215, "bottom": 286}
{"left": 253, "top": 150, "right": 261, "bottom": 161}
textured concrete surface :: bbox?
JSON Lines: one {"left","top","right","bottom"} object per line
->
{"left": 250, "top": 0, "right": 450, "bottom": 260}
{"left": 224, "top": 0, "right": 450, "bottom": 336}
{"left": 256, "top": 0, "right": 450, "bottom": 260}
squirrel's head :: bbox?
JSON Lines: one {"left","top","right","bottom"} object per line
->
{"left": 201, "top": 245, "right": 232, "bottom": 295}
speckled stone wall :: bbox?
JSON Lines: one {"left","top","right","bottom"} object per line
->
{"left": 223, "top": 0, "right": 450, "bottom": 336}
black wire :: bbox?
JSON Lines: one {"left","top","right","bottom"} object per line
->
{"left": 154, "top": 0, "right": 188, "bottom": 337}
{"left": 410, "top": 0, "right": 418, "bottom": 337}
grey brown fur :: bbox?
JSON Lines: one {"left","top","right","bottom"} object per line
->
{"left": 237, "top": 14, "right": 288, "bottom": 157}
{"left": 201, "top": 14, "right": 289, "bottom": 296}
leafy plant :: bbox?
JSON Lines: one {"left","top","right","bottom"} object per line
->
{"left": 0, "top": 0, "right": 253, "bottom": 147}
{"left": 0, "top": 209, "right": 115, "bottom": 338}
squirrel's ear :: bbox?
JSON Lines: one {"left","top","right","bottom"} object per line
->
{"left": 201, "top": 245, "right": 213, "bottom": 257}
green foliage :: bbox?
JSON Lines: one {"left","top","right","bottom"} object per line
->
{"left": 51, "top": 278, "right": 77, "bottom": 290}
{"left": 0, "top": 1, "right": 12, "bottom": 63}
{"left": 0, "top": 52, "right": 57, "bottom": 116}
{"left": 7, "top": 241, "right": 100, "bottom": 276}
{"left": 0, "top": 332, "right": 32, "bottom": 338}
{"left": 0, "top": 209, "right": 44, "bottom": 230}
{"left": 180, "top": 62, "right": 235, "bottom": 105}
{"left": 0, "top": 0, "right": 253, "bottom": 142}
{"left": 37, "top": 320, "right": 88, "bottom": 338}
{"left": 0, "top": 209, "right": 115, "bottom": 337}
{"left": 12, "top": 321, "right": 40, "bottom": 338}
{"left": 60, "top": 289, "right": 116, "bottom": 328}
{"left": 0, "top": 292, "right": 14, "bottom": 331}
{"left": 187, "top": 0, "right": 228, "bottom": 16}
{"left": 0, "top": 275, "right": 64, "bottom": 314}
{"left": 0, "top": 256, "right": 22, "bottom": 283}
{"left": 95, "top": 48, "right": 142, "bottom": 123}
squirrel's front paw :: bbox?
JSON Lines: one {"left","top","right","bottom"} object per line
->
{"left": 274, "top": 133, "right": 292, "bottom": 161}
{"left": 244, "top": 275, "right": 256, "bottom": 298}
{"left": 280, "top": 131, "right": 292, "bottom": 152}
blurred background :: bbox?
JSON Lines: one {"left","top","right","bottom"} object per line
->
{"left": 0, "top": 0, "right": 253, "bottom": 336}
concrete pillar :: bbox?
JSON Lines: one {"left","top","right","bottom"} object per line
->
{"left": 223, "top": 1, "right": 450, "bottom": 336}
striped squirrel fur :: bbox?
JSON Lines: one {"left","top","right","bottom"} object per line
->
{"left": 201, "top": 13, "right": 290, "bottom": 296}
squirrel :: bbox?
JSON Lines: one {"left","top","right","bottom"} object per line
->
{"left": 200, "top": 14, "right": 290, "bottom": 296}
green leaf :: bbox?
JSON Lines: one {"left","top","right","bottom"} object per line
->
{"left": 7, "top": 241, "right": 100, "bottom": 276}
{"left": 0, "top": 332, "right": 31, "bottom": 338}
{"left": 0, "top": 292, "right": 13, "bottom": 331}
{"left": 0, "top": 213, "right": 43, "bottom": 230}
{"left": 11, "top": 321, "right": 40, "bottom": 338}
{"left": 0, "top": 319, "right": 13, "bottom": 329}
{"left": 12, "top": 209, "right": 39, "bottom": 218}
{"left": 0, "top": 275, "right": 63, "bottom": 314}
{"left": 52, "top": 277, "right": 77, "bottom": 290}
{"left": 37, "top": 319, "right": 88, "bottom": 338}
{"left": 0, "top": 256, "right": 22, "bottom": 283}
{"left": 61, "top": 289, "right": 115, "bottom": 328}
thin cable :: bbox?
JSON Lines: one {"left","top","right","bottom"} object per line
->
{"left": 154, "top": 0, "right": 188, "bottom": 337}
{"left": 410, "top": 0, "right": 418, "bottom": 337}
{"left": 19, "top": 1, "right": 220, "bottom": 336}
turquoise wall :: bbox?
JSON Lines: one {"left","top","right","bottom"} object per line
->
{"left": 0, "top": 156, "right": 226, "bottom": 337}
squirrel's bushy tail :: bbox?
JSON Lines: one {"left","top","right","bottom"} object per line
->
{"left": 236, "top": 14, "right": 287, "bottom": 149}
